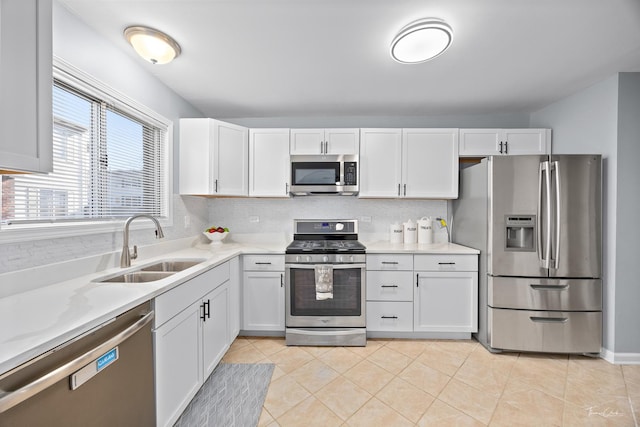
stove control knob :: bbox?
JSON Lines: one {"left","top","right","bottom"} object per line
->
{"left": 322, "top": 255, "right": 329, "bottom": 263}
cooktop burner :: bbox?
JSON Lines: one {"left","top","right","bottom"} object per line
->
{"left": 286, "top": 219, "right": 366, "bottom": 255}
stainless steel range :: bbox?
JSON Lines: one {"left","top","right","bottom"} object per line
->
{"left": 285, "top": 219, "right": 366, "bottom": 346}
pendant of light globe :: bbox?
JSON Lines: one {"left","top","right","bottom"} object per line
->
{"left": 390, "top": 18, "right": 453, "bottom": 64}
{"left": 124, "top": 26, "right": 181, "bottom": 65}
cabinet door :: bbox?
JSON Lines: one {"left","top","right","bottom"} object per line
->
{"left": 414, "top": 271, "right": 478, "bottom": 332}
{"left": 249, "top": 129, "right": 290, "bottom": 197}
{"left": 402, "top": 129, "right": 459, "bottom": 198}
{"left": 242, "top": 271, "right": 285, "bottom": 331}
{"left": 179, "top": 118, "right": 215, "bottom": 194}
{"left": 458, "top": 129, "right": 501, "bottom": 157}
{"left": 502, "top": 129, "right": 549, "bottom": 155}
{"left": 325, "top": 128, "right": 359, "bottom": 154}
{"left": 214, "top": 120, "right": 248, "bottom": 196}
{"left": 290, "top": 129, "right": 324, "bottom": 154}
{"left": 202, "top": 282, "right": 229, "bottom": 378}
{"left": 0, "top": 0, "right": 52, "bottom": 174}
{"left": 154, "top": 302, "right": 202, "bottom": 427}
{"left": 359, "top": 129, "right": 402, "bottom": 197}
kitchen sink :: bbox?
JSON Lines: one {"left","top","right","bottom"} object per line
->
{"left": 139, "top": 259, "right": 205, "bottom": 272}
{"left": 98, "top": 271, "right": 176, "bottom": 283}
{"left": 95, "top": 259, "right": 206, "bottom": 283}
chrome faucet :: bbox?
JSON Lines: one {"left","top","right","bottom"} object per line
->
{"left": 120, "top": 215, "right": 165, "bottom": 268}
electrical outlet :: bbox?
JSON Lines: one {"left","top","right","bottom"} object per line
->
{"left": 184, "top": 215, "right": 190, "bottom": 228}
{"left": 249, "top": 216, "right": 260, "bottom": 223}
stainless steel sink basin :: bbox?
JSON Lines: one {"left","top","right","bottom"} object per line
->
{"left": 95, "top": 259, "right": 206, "bottom": 283}
{"left": 98, "top": 271, "right": 176, "bottom": 283}
{"left": 140, "top": 259, "right": 205, "bottom": 272}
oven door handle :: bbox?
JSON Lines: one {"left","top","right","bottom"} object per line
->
{"left": 285, "top": 263, "right": 366, "bottom": 270}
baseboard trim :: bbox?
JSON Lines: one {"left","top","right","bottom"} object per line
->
{"left": 601, "top": 348, "right": 640, "bottom": 364}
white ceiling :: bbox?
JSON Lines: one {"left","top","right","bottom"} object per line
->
{"left": 59, "top": 0, "right": 640, "bottom": 119}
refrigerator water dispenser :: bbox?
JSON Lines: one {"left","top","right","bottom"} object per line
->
{"left": 505, "top": 215, "right": 535, "bottom": 251}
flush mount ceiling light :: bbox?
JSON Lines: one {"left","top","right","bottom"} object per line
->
{"left": 390, "top": 18, "right": 453, "bottom": 64}
{"left": 124, "top": 26, "right": 181, "bottom": 65}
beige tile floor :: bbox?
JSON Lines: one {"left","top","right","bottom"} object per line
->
{"left": 222, "top": 337, "right": 640, "bottom": 427}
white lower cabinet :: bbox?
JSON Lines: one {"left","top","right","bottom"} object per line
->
{"left": 367, "top": 253, "right": 478, "bottom": 336}
{"left": 242, "top": 255, "right": 285, "bottom": 332}
{"left": 414, "top": 255, "right": 478, "bottom": 333}
{"left": 153, "top": 261, "right": 233, "bottom": 427}
{"left": 366, "top": 255, "right": 414, "bottom": 333}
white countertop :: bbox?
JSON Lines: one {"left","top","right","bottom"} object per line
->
{"left": 0, "top": 235, "right": 477, "bottom": 374}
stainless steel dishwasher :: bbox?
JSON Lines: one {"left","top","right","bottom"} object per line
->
{"left": 0, "top": 302, "right": 155, "bottom": 426}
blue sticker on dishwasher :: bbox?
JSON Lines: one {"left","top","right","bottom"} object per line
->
{"left": 96, "top": 347, "right": 118, "bottom": 371}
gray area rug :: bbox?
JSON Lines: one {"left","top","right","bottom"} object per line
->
{"left": 174, "top": 363, "right": 274, "bottom": 427}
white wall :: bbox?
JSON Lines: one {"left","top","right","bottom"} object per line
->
{"left": 530, "top": 75, "right": 620, "bottom": 354}
{"left": 0, "top": 2, "right": 208, "bottom": 274}
{"left": 614, "top": 73, "right": 640, "bottom": 354}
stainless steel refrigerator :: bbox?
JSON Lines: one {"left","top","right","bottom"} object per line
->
{"left": 453, "top": 155, "right": 602, "bottom": 354}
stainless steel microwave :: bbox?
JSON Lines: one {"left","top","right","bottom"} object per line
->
{"left": 289, "top": 154, "right": 358, "bottom": 196}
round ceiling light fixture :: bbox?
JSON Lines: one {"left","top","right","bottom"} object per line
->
{"left": 124, "top": 26, "right": 181, "bottom": 65}
{"left": 390, "top": 18, "right": 453, "bottom": 64}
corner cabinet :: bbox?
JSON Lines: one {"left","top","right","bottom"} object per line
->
{"left": 290, "top": 128, "right": 359, "bottom": 155}
{"left": 153, "top": 262, "right": 233, "bottom": 427}
{"left": 249, "top": 128, "right": 290, "bottom": 197}
{"left": 414, "top": 255, "right": 478, "bottom": 333}
{"left": 0, "top": 0, "right": 53, "bottom": 174}
{"left": 459, "top": 128, "right": 550, "bottom": 157}
{"left": 242, "top": 255, "right": 285, "bottom": 332}
{"left": 359, "top": 128, "right": 459, "bottom": 199}
{"left": 179, "top": 118, "right": 248, "bottom": 196}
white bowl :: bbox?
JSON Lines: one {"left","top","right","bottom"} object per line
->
{"left": 203, "top": 231, "right": 229, "bottom": 244}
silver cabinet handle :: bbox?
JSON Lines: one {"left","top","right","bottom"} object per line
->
{"left": 320, "top": 141, "right": 324, "bottom": 153}
{"left": 324, "top": 141, "right": 328, "bottom": 153}
{"left": 403, "top": 184, "right": 407, "bottom": 196}
{"left": 438, "top": 262, "right": 456, "bottom": 265}
{"left": 397, "top": 184, "right": 401, "bottom": 196}
{"left": 529, "top": 316, "right": 568, "bottom": 323}
{"left": 255, "top": 262, "right": 272, "bottom": 265}
{"left": 0, "top": 311, "right": 154, "bottom": 412}
{"left": 214, "top": 179, "right": 218, "bottom": 193}
{"left": 505, "top": 140, "right": 508, "bottom": 154}
{"left": 499, "top": 141, "right": 503, "bottom": 154}
{"left": 381, "top": 316, "right": 398, "bottom": 319}
{"left": 280, "top": 273, "right": 284, "bottom": 287}
{"left": 380, "top": 285, "right": 399, "bottom": 288}
{"left": 381, "top": 261, "right": 399, "bottom": 265}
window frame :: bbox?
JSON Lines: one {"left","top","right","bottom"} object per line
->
{"left": 0, "top": 57, "right": 173, "bottom": 244}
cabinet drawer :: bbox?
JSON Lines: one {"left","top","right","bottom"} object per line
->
{"left": 366, "top": 271, "right": 413, "bottom": 301}
{"left": 243, "top": 255, "right": 284, "bottom": 271}
{"left": 413, "top": 254, "right": 477, "bottom": 271}
{"left": 366, "top": 302, "right": 413, "bottom": 332}
{"left": 489, "top": 308, "right": 602, "bottom": 353}
{"left": 489, "top": 277, "right": 601, "bottom": 311}
{"left": 366, "top": 254, "right": 413, "bottom": 271}
{"left": 155, "top": 262, "right": 230, "bottom": 327}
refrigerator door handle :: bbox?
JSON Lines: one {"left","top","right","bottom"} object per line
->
{"left": 538, "top": 161, "right": 551, "bottom": 269}
{"left": 552, "top": 160, "right": 561, "bottom": 269}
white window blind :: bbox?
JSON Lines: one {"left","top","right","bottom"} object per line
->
{"left": 1, "top": 77, "right": 168, "bottom": 226}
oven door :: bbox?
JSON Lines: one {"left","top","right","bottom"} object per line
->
{"left": 285, "top": 263, "right": 366, "bottom": 328}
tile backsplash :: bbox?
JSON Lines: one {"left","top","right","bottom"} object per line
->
{"left": 207, "top": 197, "right": 449, "bottom": 243}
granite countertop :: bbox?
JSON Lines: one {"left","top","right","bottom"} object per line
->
{"left": 0, "top": 234, "right": 478, "bottom": 375}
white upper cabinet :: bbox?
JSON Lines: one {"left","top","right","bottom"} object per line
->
{"left": 459, "top": 129, "right": 550, "bottom": 157}
{"left": 249, "top": 129, "right": 290, "bottom": 197}
{"left": 359, "top": 128, "right": 459, "bottom": 199}
{"left": 290, "top": 128, "right": 359, "bottom": 155}
{"left": 179, "top": 118, "right": 249, "bottom": 196}
{"left": 0, "top": 0, "right": 52, "bottom": 174}
{"left": 359, "top": 129, "right": 402, "bottom": 197}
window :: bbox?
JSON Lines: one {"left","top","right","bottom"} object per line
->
{"left": 1, "top": 60, "right": 170, "bottom": 235}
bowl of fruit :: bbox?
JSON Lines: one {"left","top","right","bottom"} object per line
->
{"left": 203, "top": 226, "right": 229, "bottom": 244}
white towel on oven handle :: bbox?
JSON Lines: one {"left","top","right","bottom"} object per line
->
{"left": 315, "top": 265, "right": 333, "bottom": 300}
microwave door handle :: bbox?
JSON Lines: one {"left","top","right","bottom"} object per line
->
{"left": 552, "top": 160, "right": 561, "bottom": 269}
